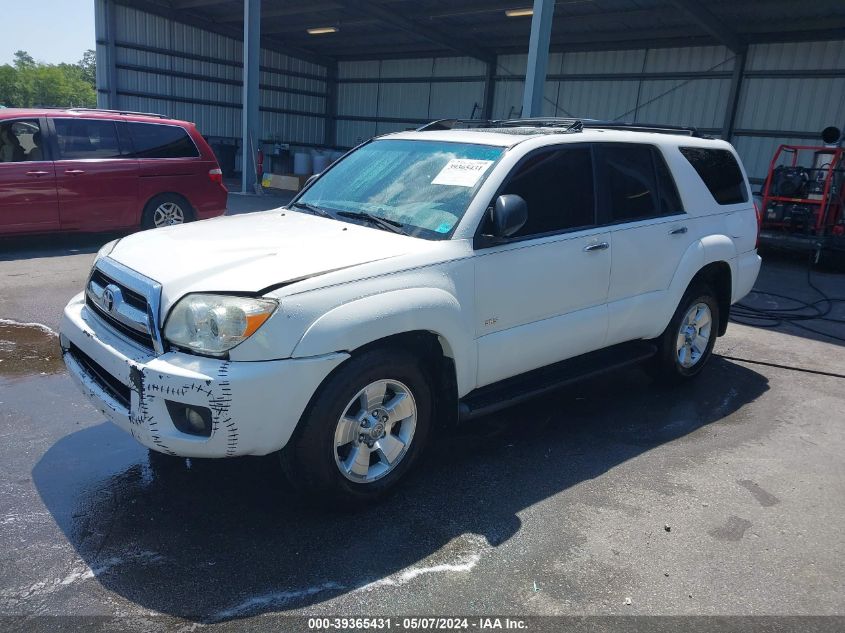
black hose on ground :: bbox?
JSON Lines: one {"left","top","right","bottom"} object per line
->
{"left": 729, "top": 252, "right": 845, "bottom": 343}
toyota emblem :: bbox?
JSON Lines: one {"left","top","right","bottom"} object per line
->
{"left": 102, "top": 284, "right": 121, "bottom": 313}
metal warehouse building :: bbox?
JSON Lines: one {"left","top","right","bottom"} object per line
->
{"left": 94, "top": 0, "right": 845, "bottom": 189}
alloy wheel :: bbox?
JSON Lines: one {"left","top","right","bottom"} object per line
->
{"left": 153, "top": 202, "right": 185, "bottom": 227}
{"left": 333, "top": 379, "right": 417, "bottom": 483}
{"left": 675, "top": 302, "right": 713, "bottom": 368}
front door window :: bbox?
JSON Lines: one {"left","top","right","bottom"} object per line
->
{"left": 0, "top": 119, "right": 45, "bottom": 163}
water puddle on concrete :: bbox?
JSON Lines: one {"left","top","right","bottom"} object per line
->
{"left": 0, "top": 320, "right": 64, "bottom": 378}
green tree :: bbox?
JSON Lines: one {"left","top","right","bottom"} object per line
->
{"left": 13, "top": 50, "right": 35, "bottom": 69}
{"left": 0, "top": 50, "right": 96, "bottom": 108}
{"left": 79, "top": 49, "right": 96, "bottom": 86}
{"left": 0, "top": 65, "right": 16, "bottom": 106}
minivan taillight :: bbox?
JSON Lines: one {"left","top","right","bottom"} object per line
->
{"left": 209, "top": 168, "right": 224, "bottom": 186}
{"left": 753, "top": 200, "right": 762, "bottom": 249}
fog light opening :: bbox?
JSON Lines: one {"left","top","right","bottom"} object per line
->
{"left": 186, "top": 408, "right": 206, "bottom": 432}
{"left": 166, "top": 401, "right": 213, "bottom": 437}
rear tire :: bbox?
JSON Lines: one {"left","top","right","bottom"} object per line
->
{"left": 141, "top": 194, "right": 194, "bottom": 230}
{"left": 652, "top": 284, "right": 719, "bottom": 383}
{"left": 280, "top": 348, "right": 433, "bottom": 508}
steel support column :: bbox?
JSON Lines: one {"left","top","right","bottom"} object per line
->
{"left": 721, "top": 49, "right": 747, "bottom": 142}
{"left": 241, "top": 0, "right": 261, "bottom": 194}
{"left": 522, "top": 0, "right": 555, "bottom": 118}
{"left": 325, "top": 62, "right": 338, "bottom": 147}
{"left": 94, "top": 0, "right": 118, "bottom": 109}
{"left": 482, "top": 60, "right": 496, "bottom": 120}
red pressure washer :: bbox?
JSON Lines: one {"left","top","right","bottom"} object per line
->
{"left": 758, "top": 126, "right": 845, "bottom": 265}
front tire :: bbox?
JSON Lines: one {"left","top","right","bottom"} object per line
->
{"left": 653, "top": 284, "right": 719, "bottom": 382}
{"left": 281, "top": 348, "right": 433, "bottom": 507}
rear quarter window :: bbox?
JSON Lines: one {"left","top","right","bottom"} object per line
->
{"left": 126, "top": 122, "right": 199, "bottom": 159}
{"left": 679, "top": 147, "right": 748, "bottom": 205}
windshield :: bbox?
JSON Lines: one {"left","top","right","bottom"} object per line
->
{"left": 293, "top": 139, "right": 504, "bottom": 239}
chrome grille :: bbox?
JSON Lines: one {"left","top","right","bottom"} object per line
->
{"left": 84, "top": 258, "right": 165, "bottom": 354}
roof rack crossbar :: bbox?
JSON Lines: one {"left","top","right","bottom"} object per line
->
{"left": 415, "top": 119, "right": 492, "bottom": 132}
{"left": 495, "top": 117, "right": 583, "bottom": 131}
{"left": 40, "top": 107, "right": 168, "bottom": 119}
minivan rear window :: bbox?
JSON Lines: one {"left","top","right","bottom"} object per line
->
{"left": 126, "top": 122, "right": 199, "bottom": 159}
{"left": 679, "top": 147, "right": 747, "bottom": 205}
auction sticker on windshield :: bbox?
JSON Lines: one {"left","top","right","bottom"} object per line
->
{"left": 431, "top": 159, "right": 494, "bottom": 187}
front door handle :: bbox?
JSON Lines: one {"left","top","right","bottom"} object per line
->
{"left": 669, "top": 226, "right": 688, "bottom": 235}
{"left": 65, "top": 169, "right": 85, "bottom": 175}
{"left": 26, "top": 170, "right": 49, "bottom": 177}
{"left": 583, "top": 241, "right": 610, "bottom": 252}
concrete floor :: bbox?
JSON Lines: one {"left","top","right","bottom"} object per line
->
{"left": 1, "top": 197, "right": 843, "bottom": 629}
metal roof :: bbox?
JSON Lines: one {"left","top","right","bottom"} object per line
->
{"left": 117, "top": 0, "right": 845, "bottom": 65}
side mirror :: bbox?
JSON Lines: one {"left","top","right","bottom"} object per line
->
{"left": 490, "top": 194, "right": 527, "bottom": 238}
{"left": 304, "top": 174, "right": 320, "bottom": 188}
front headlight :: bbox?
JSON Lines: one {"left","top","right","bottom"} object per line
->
{"left": 163, "top": 294, "right": 278, "bottom": 356}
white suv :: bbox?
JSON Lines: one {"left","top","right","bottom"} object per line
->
{"left": 60, "top": 119, "right": 761, "bottom": 504}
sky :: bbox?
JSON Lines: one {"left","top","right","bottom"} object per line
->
{"left": 2, "top": 0, "right": 95, "bottom": 66}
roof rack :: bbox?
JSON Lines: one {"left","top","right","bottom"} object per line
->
{"left": 416, "top": 117, "right": 708, "bottom": 138}
{"left": 416, "top": 118, "right": 582, "bottom": 133}
{"left": 41, "top": 107, "right": 168, "bottom": 119}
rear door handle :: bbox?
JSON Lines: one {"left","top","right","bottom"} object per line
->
{"left": 65, "top": 169, "right": 85, "bottom": 175}
{"left": 583, "top": 242, "right": 610, "bottom": 252}
{"left": 26, "top": 170, "right": 49, "bottom": 177}
{"left": 669, "top": 226, "right": 688, "bottom": 235}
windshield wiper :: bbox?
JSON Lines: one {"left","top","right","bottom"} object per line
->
{"left": 335, "top": 210, "right": 408, "bottom": 235}
{"left": 290, "top": 201, "right": 334, "bottom": 219}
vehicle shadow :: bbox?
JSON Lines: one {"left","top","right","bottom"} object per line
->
{"left": 0, "top": 232, "right": 125, "bottom": 262}
{"left": 32, "top": 357, "right": 768, "bottom": 622}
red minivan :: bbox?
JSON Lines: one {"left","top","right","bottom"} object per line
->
{"left": 0, "top": 108, "right": 227, "bottom": 236}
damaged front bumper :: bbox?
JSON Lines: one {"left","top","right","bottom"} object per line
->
{"left": 60, "top": 292, "right": 347, "bottom": 457}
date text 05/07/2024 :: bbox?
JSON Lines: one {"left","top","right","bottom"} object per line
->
{"left": 306, "top": 617, "right": 529, "bottom": 630}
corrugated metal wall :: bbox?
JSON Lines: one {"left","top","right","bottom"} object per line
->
{"left": 336, "top": 57, "right": 487, "bottom": 148}
{"left": 100, "top": 3, "right": 845, "bottom": 183}
{"left": 106, "top": 4, "right": 328, "bottom": 148}
{"left": 491, "top": 42, "right": 844, "bottom": 182}
{"left": 493, "top": 46, "right": 736, "bottom": 131}
{"left": 733, "top": 40, "right": 845, "bottom": 182}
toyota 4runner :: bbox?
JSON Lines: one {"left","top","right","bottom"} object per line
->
{"left": 60, "top": 119, "right": 762, "bottom": 504}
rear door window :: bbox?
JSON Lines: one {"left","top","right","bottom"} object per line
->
{"left": 654, "top": 149, "right": 684, "bottom": 215}
{"left": 54, "top": 119, "right": 123, "bottom": 160}
{"left": 595, "top": 144, "right": 686, "bottom": 223}
{"left": 679, "top": 147, "right": 748, "bottom": 205}
{"left": 126, "top": 122, "right": 199, "bottom": 159}
{"left": 596, "top": 144, "right": 659, "bottom": 222}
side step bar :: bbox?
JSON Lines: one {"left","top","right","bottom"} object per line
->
{"left": 458, "top": 340, "right": 658, "bottom": 421}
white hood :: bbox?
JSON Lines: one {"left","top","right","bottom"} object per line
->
{"left": 108, "top": 210, "right": 430, "bottom": 309}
